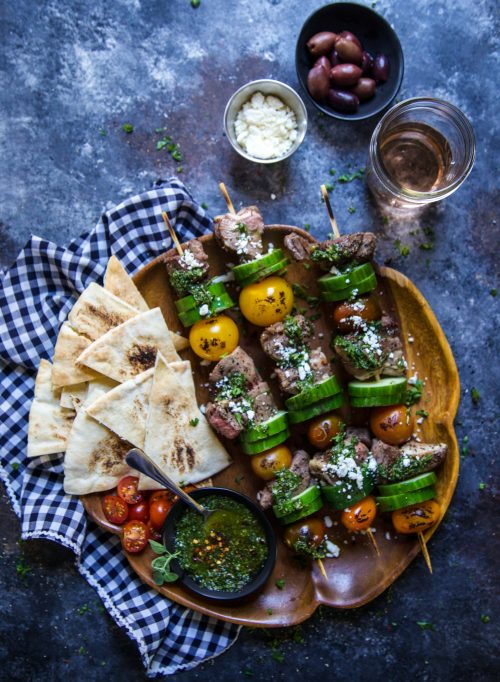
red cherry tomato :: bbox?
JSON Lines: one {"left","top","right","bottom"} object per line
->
{"left": 117, "top": 475, "right": 143, "bottom": 504}
{"left": 102, "top": 494, "right": 128, "bottom": 525}
{"left": 307, "top": 413, "right": 343, "bottom": 449}
{"left": 149, "top": 489, "right": 177, "bottom": 505}
{"left": 121, "top": 520, "right": 149, "bottom": 554}
{"left": 147, "top": 522, "right": 162, "bottom": 542}
{"left": 370, "top": 405, "right": 414, "bottom": 445}
{"left": 150, "top": 498, "right": 174, "bottom": 530}
{"left": 128, "top": 501, "right": 150, "bottom": 523}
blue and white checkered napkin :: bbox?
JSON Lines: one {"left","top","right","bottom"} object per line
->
{"left": 0, "top": 178, "right": 240, "bottom": 676}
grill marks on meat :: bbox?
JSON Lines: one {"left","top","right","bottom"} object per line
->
{"left": 208, "top": 347, "right": 261, "bottom": 389}
{"left": 284, "top": 233, "right": 312, "bottom": 261}
{"left": 213, "top": 206, "right": 265, "bottom": 260}
{"left": 260, "top": 315, "right": 313, "bottom": 362}
{"left": 248, "top": 382, "right": 277, "bottom": 423}
{"left": 164, "top": 239, "right": 209, "bottom": 279}
{"left": 284, "top": 232, "right": 377, "bottom": 270}
{"left": 257, "top": 450, "right": 312, "bottom": 510}
{"left": 205, "top": 402, "right": 243, "bottom": 440}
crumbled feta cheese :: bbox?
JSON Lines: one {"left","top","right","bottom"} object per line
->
{"left": 199, "top": 304, "right": 210, "bottom": 317}
{"left": 408, "top": 373, "right": 419, "bottom": 385}
{"left": 323, "top": 515, "right": 333, "bottom": 528}
{"left": 402, "top": 457, "right": 411, "bottom": 467}
{"left": 179, "top": 249, "right": 202, "bottom": 269}
{"left": 212, "top": 272, "right": 235, "bottom": 283}
{"left": 270, "top": 193, "right": 277, "bottom": 200}
{"left": 385, "top": 531, "right": 391, "bottom": 541}
{"left": 234, "top": 92, "right": 298, "bottom": 160}
{"left": 417, "top": 417, "right": 424, "bottom": 425}
{"left": 199, "top": 404, "right": 206, "bottom": 414}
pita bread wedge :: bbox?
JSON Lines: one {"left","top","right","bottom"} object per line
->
{"left": 104, "top": 256, "right": 149, "bottom": 312}
{"left": 139, "top": 357, "right": 231, "bottom": 490}
{"left": 68, "top": 282, "right": 139, "bottom": 341}
{"left": 85, "top": 368, "right": 154, "bottom": 449}
{"left": 52, "top": 323, "right": 96, "bottom": 388}
{"left": 60, "top": 382, "right": 88, "bottom": 412}
{"left": 27, "top": 360, "right": 75, "bottom": 457}
{"left": 63, "top": 381, "right": 132, "bottom": 495}
{"left": 76, "top": 308, "right": 180, "bottom": 383}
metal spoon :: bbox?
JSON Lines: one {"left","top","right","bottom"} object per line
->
{"left": 125, "top": 448, "right": 238, "bottom": 529}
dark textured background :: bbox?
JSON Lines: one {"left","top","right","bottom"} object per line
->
{"left": 1, "top": 0, "right": 499, "bottom": 680}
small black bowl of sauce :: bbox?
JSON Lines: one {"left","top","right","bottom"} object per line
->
{"left": 162, "top": 487, "right": 276, "bottom": 602}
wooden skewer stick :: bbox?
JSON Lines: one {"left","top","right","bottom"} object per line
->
{"left": 320, "top": 184, "right": 341, "bottom": 239}
{"left": 317, "top": 558, "right": 328, "bottom": 579}
{"left": 418, "top": 532, "right": 433, "bottom": 574}
{"left": 162, "top": 211, "right": 183, "bottom": 256}
{"left": 367, "top": 529, "right": 380, "bottom": 556}
{"left": 219, "top": 182, "right": 236, "bottom": 215}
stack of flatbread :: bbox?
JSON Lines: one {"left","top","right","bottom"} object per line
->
{"left": 26, "top": 256, "right": 231, "bottom": 495}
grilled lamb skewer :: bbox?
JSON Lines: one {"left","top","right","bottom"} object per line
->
{"left": 284, "top": 232, "right": 377, "bottom": 271}
{"left": 256, "top": 450, "right": 312, "bottom": 510}
{"left": 205, "top": 347, "right": 278, "bottom": 440}
{"left": 213, "top": 206, "right": 265, "bottom": 261}
{"left": 163, "top": 238, "right": 210, "bottom": 296}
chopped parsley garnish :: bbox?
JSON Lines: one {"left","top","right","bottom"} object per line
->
{"left": 11, "top": 461, "right": 19, "bottom": 471}
{"left": 416, "top": 621, "right": 435, "bottom": 631}
{"left": 311, "top": 242, "right": 349, "bottom": 267}
{"left": 334, "top": 329, "right": 384, "bottom": 372}
{"left": 99, "top": 128, "right": 107, "bottom": 137}
{"left": 419, "top": 242, "right": 434, "bottom": 250}
{"left": 404, "top": 380, "right": 424, "bottom": 407}
{"left": 394, "top": 240, "right": 410, "bottom": 257}
{"left": 480, "top": 614, "right": 490, "bottom": 623}
{"left": 236, "top": 222, "right": 247, "bottom": 234}
{"left": 275, "top": 578, "right": 285, "bottom": 590}
{"left": 478, "top": 482, "right": 487, "bottom": 490}
{"left": 189, "top": 417, "right": 199, "bottom": 427}
{"left": 122, "top": 123, "right": 134, "bottom": 134}
{"left": 471, "top": 387, "right": 480, "bottom": 404}
{"left": 266, "top": 608, "right": 273, "bottom": 615}
{"left": 337, "top": 168, "right": 365, "bottom": 183}
{"left": 272, "top": 468, "right": 301, "bottom": 504}
{"left": 200, "top": 202, "right": 208, "bottom": 209}
{"left": 157, "top": 135, "right": 183, "bottom": 162}
{"left": 77, "top": 603, "right": 92, "bottom": 615}
{"left": 234, "top": 475, "right": 244, "bottom": 485}
{"left": 304, "top": 223, "right": 311, "bottom": 232}
{"left": 416, "top": 409, "right": 429, "bottom": 418}
{"left": 191, "top": 0, "right": 201, "bottom": 7}
{"left": 379, "top": 454, "right": 433, "bottom": 483}
{"left": 348, "top": 206, "right": 356, "bottom": 214}
{"left": 323, "top": 182, "right": 334, "bottom": 193}
{"left": 169, "top": 267, "right": 205, "bottom": 296}
{"left": 302, "top": 262, "right": 311, "bottom": 270}
{"left": 490, "top": 288, "right": 497, "bottom": 297}
{"left": 271, "top": 650, "right": 285, "bottom": 663}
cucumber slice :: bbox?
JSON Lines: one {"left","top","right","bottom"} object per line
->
{"left": 349, "top": 392, "right": 406, "bottom": 408}
{"left": 241, "top": 427, "right": 290, "bottom": 456}
{"left": 232, "top": 249, "right": 284, "bottom": 282}
{"left": 321, "top": 475, "right": 374, "bottom": 510}
{"left": 178, "top": 293, "right": 234, "bottom": 327}
{"left": 285, "top": 376, "right": 342, "bottom": 410}
{"left": 320, "top": 273, "right": 377, "bottom": 302}
{"left": 376, "top": 486, "right": 436, "bottom": 512}
{"left": 348, "top": 377, "right": 408, "bottom": 398}
{"left": 174, "top": 281, "right": 227, "bottom": 313}
{"left": 288, "top": 393, "right": 343, "bottom": 424}
{"left": 239, "top": 411, "right": 289, "bottom": 444}
{"left": 238, "top": 258, "right": 289, "bottom": 288}
{"left": 318, "top": 263, "right": 375, "bottom": 292}
{"left": 272, "top": 485, "right": 321, "bottom": 518}
{"left": 277, "top": 494, "right": 324, "bottom": 525}
{"left": 377, "top": 472, "right": 438, "bottom": 496}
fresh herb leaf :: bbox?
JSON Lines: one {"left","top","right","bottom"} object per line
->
{"left": 461, "top": 436, "right": 470, "bottom": 458}
{"left": 329, "top": 168, "right": 336, "bottom": 176}
{"left": 419, "top": 242, "right": 433, "bottom": 250}
{"left": 151, "top": 550, "right": 180, "bottom": 585}
{"left": 323, "top": 182, "right": 334, "bottom": 192}
{"left": 416, "top": 621, "right": 435, "bottom": 631}
{"left": 16, "top": 556, "right": 31, "bottom": 580}
{"left": 201, "top": 202, "right": 208, "bottom": 209}
{"left": 404, "top": 380, "right": 424, "bottom": 407}
{"left": 11, "top": 461, "right": 19, "bottom": 471}
{"left": 302, "top": 262, "right": 311, "bottom": 270}
{"left": 478, "top": 482, "right": 487, "bottom": 490}
{"left": 292, "top": 283, "right": 309, "bottom": 299}
{"left": 191, "top": 0, "right": 201, "bottom": 7}
{"left": 77, "top": 603, "right": 92, "bottom": 615}
{"left": 480, "top": 614, "right": 490, "bottom": 623}
{"left": 99, "top": 128, "right": 107, "bottom": 137}
{"left": 338, "top": 168, "right": 365, "bottom": 183}
{"left": 394, "top": 239, "right": 410, "bottom": 257}
{"left": 177, "top": 165, "right": 183, "bottom": 173}
{"left": 416, "top": 409, "right": 429, "bottom": 418}
{"left": 490, "top": 288, "right": 497, "bottom": 297}
{"left": 243, "top": 669, "right": 254, "bottom": 678}
{"left": 189, "top": 417, "right": 199, "bottom": 427}
{"left": 348, "top": 206, "right": 356, "bottom": 214}
{"left": 122, "top": 123, "right": 134, "bottom": 134}
{"left": 266, "top": 608, "right": 273, "bottom": 615}
{"left": 234, "top": 475, "right": 244, "bottom": 485}
{"left": 275, "top": 578, "right": 285, "bottom": 590}
{"left": 471, "top": 387, "right": 480, "bottom": 404}
{"left": 382, "top": 215, "right": 389, "bottom": 225}
{"left": 271, "top": 650, "right": 285, "bottom": 663}
{"left": 149, "top": 539, "right": 167, "bottom": 554}
{"left": 78, "top": 646, "right": 87, "bottom": 655}
{"left": 304, "top": 223, "right": 311, "bottom": 232}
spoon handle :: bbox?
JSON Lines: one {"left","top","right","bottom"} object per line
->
{"left": 125, "top": 448, "right": 206, "bottom": 516}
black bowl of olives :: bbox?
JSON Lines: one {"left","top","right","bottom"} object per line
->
{"left": 295, "top": 2, "right": 404, "bottom": 120}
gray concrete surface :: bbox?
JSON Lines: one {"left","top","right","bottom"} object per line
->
{"left": 0, "top": 0, "right": 499, "bottom": 680}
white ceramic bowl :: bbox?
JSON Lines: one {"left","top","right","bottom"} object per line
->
{"left": 223, "top": 79, "right": 308, "bottom": 164}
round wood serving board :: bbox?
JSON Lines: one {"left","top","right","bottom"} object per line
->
{"left": 82, "top": 225, "right": 460, "bottom": 627}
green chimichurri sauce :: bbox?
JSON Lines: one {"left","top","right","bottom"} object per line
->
{"left": 174, "top": 496, "right": 268, "bottom": 592}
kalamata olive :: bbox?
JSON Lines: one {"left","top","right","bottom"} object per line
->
{"left": 307, "top": 31, "right": 338, "bottom": 57}
{"left": 330, "top": 50, "right": 341, "bottom": 67}
{"left": 329, "top": 63, "right": 363, "bottom": 87}
{"left": 313, "top": 55, "right": 331, "bottom": 70}
{"left": 334, "top": 37, "right": 363, "bottom": 65}
{"left": 307, "top": 65, "right": 330, "bottom": 102}
{"left": 372, "top": 53, "right": 390, "bottom": 83}
{"left": 328, "top": 89, "right": 360, "bottom": 113}
{"left": 338, "top": 30, "right": 362, "bottom": 48}
{"left": 361, "top": 51, "right": 374, "bottom": 76}
{"left": 350, "top": 77, "right": 376, "bottom": 100}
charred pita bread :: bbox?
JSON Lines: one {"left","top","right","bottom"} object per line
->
{"left": 138, "top": 356, "right": 231, "bottom": 489}
{"left": 60, "top": 382, "right": 88, "bottom": 412}
{"left": 63, "top": 381, "right": 132, "bottom": 495}
{"left": 27, "top": 360, "right": 75, "bottom": 457}
{"left": 84, "top": 368, "right": 154, "bottom": 448}
{"left": 52, "top": 323, "right": 96, "bottom": 388}
{"left": 76, "top": 308, "right": 179, "bottom": 383}
{"left": 104, "top": 256, "right": 149, "bottom": 312}
{"left": 68, "top": 282, "right": 139, "bottom": 341}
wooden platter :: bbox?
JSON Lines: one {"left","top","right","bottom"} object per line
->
{"left": 82, "top": 225, "right": 460, "bottom": 627}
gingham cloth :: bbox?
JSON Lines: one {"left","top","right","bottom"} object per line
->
{"left": 0, "top": 178, "right": 240, "bottom": 676}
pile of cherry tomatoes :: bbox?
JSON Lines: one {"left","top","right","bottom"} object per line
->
{"left": 101, "top": 475, "right": 185, "bottom": 553}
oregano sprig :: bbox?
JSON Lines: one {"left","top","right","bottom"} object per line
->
{"left": 149, "top": 540, "right": 180, "bottom": 585}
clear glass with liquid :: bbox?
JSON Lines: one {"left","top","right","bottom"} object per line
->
{"left": 367, "top": 98, "right": 475, "bottom": 212}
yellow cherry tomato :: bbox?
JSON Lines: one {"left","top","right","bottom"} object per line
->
{"left": 250, "top": 446, "right": 293, "bottom": 481}
{"left": 341, "top": 495, "right": 377, "bottom": 532}
{"left": 392, "top": 500, "right": 440, "bottom": 534}
{"left": 189, "top": 315, "right": 239, "bottom": 361}
{"left": 239, "top": 276, "right": 294, "bottom": 326}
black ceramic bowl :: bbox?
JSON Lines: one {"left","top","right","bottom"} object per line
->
{"left": 162, "top": 487, "right": 277, "bottom": 602}
{"left": 296, "top": 2, "right": 404, "bottom": 121}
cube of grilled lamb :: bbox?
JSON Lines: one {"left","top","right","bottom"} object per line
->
{"left": 311, "top": 233, "right": 377, "bottom": 271}
{"left": 310, "top": 348, "right": 331, "bottom": 383}
{"left": 213, "top": 206, "right": 265, "bottom": 260}
{"left": 208, "top": 347, "right": 261, "bottom": 389}
{"left": 374, "top": 440, "right": 448, "bottom": 482}
{"left": 398, "top": 442, "right": 447, "bottom": 471}
{"left": 205, "top": 402, "right": 243, "bottom": 440}
{"left": 164, "top": 239, "right": 209, "bottom": 280}
{"left": 274, "top": 347, "right": 331, "bottom": 395}
{"left": 371, "top": 439, "right": 401, "bottom": 471}
{"left": 248, "top": 382, "right": 277, "bottom": 423}
{"left": 260, "top": 315, "right": 313, "bottom": 362}
{"left": 284, "top": 233, "right": 313, "bottom": 261}
{"left": 309, "top": 435, "right": 370, "bottom": 486}
{"left": 257, "top": 450, "right": 312, "bottom": 510}
{"left": 333, "top": 329, "right": 406, "bottom": 381}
